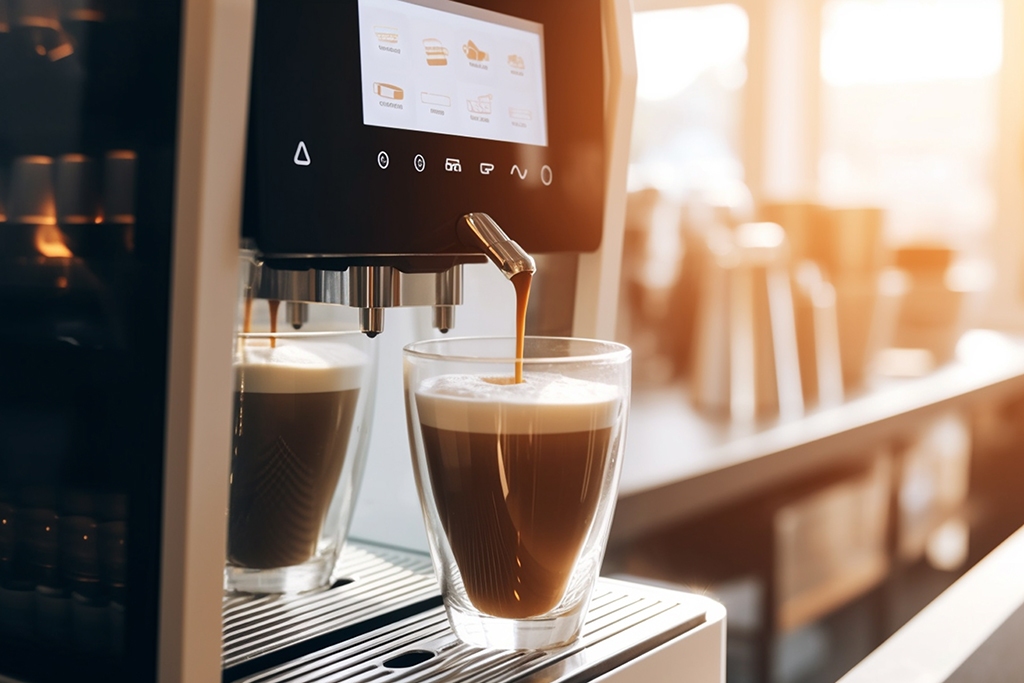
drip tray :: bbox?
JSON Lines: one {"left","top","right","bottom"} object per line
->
{"left": 223, "top": 542, "right": 708, "bottom": 682}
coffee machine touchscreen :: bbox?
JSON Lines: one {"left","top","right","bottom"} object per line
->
{"left": 358, "top": 0, "right": 548, "bottom": 147}
{"left": 245, "top": 0, "right": 605, "bottom": 260}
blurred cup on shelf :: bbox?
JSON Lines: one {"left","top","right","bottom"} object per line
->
{"left": 833, "top": 269, "right": 907, "bottom": 388}
{"left": 792, "top": 261, "right": 843, "bottom": 407}
{"left": 102, "top": 150, "right": 137, "bottom": 223}
{"left": 56, "top": 154, "right": 98, "bottom": 224}
{"left": 759, "top": 201, "right": 826, "bottom": 265}
{"left": 693, "top": 223, "right": 804, "bottom": 421}
{"left": 8, "top": 155, "right": 56, "bottom": 224}
{"left": 404, "top": 336, "right": 631, "bottom": 650}
{"left": 822, "top": 207, "right": 886, "bottom": 276}
{"left": 893, "top": 247, "right": 994, "bottom": 364}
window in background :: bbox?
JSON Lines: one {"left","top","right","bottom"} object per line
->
{"left": 629, "top": 5, "right": 750, "bottom": 194}
{"left": 819, "top": 0, "right": 1003, "bottom": 252}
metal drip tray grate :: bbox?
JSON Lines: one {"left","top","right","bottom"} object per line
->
{"left": 223, "top": 541, "right": 707, "bottom": 683}
{"left": 223, "top": 542, "right": 440, "bottom": 670}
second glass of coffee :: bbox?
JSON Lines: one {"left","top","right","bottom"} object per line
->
{"left": 404, "top": 336, "right": 631, "bottom": 649}
{"left": 225, "top": 330, "right": 378, "bottom": 594}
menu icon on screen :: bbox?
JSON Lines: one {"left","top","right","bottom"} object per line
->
{"left": 374, "top": 82, "right": 404, "bottom": 100}
{"left": 463, "top": 39, "right": 489, "bottom": 62}
{"left": 423, "top": 38, "right": 448, "bottom": 65}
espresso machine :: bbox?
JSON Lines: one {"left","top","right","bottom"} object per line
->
{"left": 0, "top": 1, "right": 724, "bottom": 682}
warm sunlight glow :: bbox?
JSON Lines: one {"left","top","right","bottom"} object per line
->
{"left": 634, "top": 5, "right": 749, "bottom": 102}
{"left": 34, "top": 225, "right": 73, "bottom": 258}
{"left": 822, "top": 0, "right": 1003, "bottom": 86}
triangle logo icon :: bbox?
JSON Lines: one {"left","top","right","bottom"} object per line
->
{"left": 294, "top": 141, "right": 311, "bottom": 166}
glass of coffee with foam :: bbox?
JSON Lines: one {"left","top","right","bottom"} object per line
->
{"left": 225, "top": 330, "right": 378, "bottom": 594}
{"left": 404, "top": 336, "right": 630, "bottom": 649}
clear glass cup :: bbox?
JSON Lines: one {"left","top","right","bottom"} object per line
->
{"left": 225, "top": 330, "right": 378, "bottom": 594}
{"left": 403, "top": 336, "right": 631, "bottom": 649}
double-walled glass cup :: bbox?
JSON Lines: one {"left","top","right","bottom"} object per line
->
{"left": 225, "top": 330, "right": 378, "bottom": 594}
{"left": 404, "top": 337, "right": 631, "bottom": 649}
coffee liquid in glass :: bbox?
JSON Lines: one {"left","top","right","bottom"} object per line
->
{"left": 416, "top": 374, "right": 620, "bottom": 618}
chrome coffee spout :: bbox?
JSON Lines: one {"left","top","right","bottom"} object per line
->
{"left": 244, "top": 257, "right": 465, "bottom": 337}
{"left": 457, "top": 212, "right": 536, "bottom": 280}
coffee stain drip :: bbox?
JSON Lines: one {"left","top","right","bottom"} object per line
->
{"left": 511, "top": 272, "right": 532, "bottom": 384}
{"left": 240, "top": 296, "right": 282, "bottom": 347}
{"left": 243, "top": 295, "right": 254, "bottom": 335}
{"left": 268, "top": 299, "right": 280, "bottom": 348}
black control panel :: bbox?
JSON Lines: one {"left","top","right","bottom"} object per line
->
{"left": 243, "top": 0, "right": 605, "bottom": 265}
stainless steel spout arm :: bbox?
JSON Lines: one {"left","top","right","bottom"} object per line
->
{"left": 457, "top": 213, "right": 536, "bottom": 279}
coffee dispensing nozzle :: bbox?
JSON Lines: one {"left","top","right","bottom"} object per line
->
{"left": 457, "top": 212, "right": 536, "bottom": 280}
{"left": 242, "top": 212, "right": 532, "bottom": 337}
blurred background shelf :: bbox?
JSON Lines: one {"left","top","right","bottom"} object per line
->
{"left": 605, "top": 329, "right": 1024, "bottom": 683}
{"left": 612, "top": 329, "right": 1024, "bottom": 544}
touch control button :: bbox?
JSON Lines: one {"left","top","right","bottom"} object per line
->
{"left": 414, "top": 154, "right": 426, "bottom": 172}
{"left": 510, "top": 164, "right": 527, "bottom": 180}
{"left": 377, "top": 151, "right": 390, "bottom": 169}
{"left": 293, "top": 141, "right": 311, "bottom": 166}
{"left": 541, "top": 164, "right": 553, "bottom": 186}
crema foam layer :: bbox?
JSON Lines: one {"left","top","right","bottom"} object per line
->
{"left": 416, "top": 372, "right": 621, "bottom": 435}
{"left": 237, "top": 339, "right": 366, "bottom": 394}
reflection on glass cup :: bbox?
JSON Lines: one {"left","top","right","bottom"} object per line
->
{"left": 225, "top": 331, "right": 378, "bottom": 594}
{"left": 12, "top": 0, "right": 73, "bottom": 60}
{"left": 55, "top": 154, "right": 98, "bottom": 224}
{"left": 103, "top": 150, "right": 137, "bottom": 224}
{"left": 61, "top": 0, "right": 105, "bottom": 23}
{"left": 404, "top": 336, "right": 631, "bottom": 649}
{"left": 8, "top": 155, "right": 56, "bottom": 224}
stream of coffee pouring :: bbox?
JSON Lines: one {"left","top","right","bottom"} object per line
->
{"left": 457, "top": 213, "right": 536, "bottom": 383}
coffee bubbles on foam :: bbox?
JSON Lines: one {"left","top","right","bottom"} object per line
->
{"left": 236, "top": 339, "right": 366, "bottom": 393}
{"left": 415, "top": 372, "right": 621, "bottom": 435}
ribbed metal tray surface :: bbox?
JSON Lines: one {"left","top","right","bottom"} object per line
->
{"left": 223, "top": 543, "right": 707, "bottom": 682}
{"left": 223, "top": 543, "right": 440, "bottom": 669}
{"left": 229, "top": 577, "right": 706, "bottom": 683}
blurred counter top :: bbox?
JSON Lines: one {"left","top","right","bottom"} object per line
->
{"left": 836, "top": 522, "right": 1024, "bottom": 683}
{"left": 611, "top": 329, "right": 1024, "bottom": 545}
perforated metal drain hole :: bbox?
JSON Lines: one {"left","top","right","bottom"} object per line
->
{"left": 382, "top": 650, "right": 436, "bottom": 669}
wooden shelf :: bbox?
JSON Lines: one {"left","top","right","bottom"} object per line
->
{"left": 611, "top": 330, "right": 1024, "bottom": 546}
